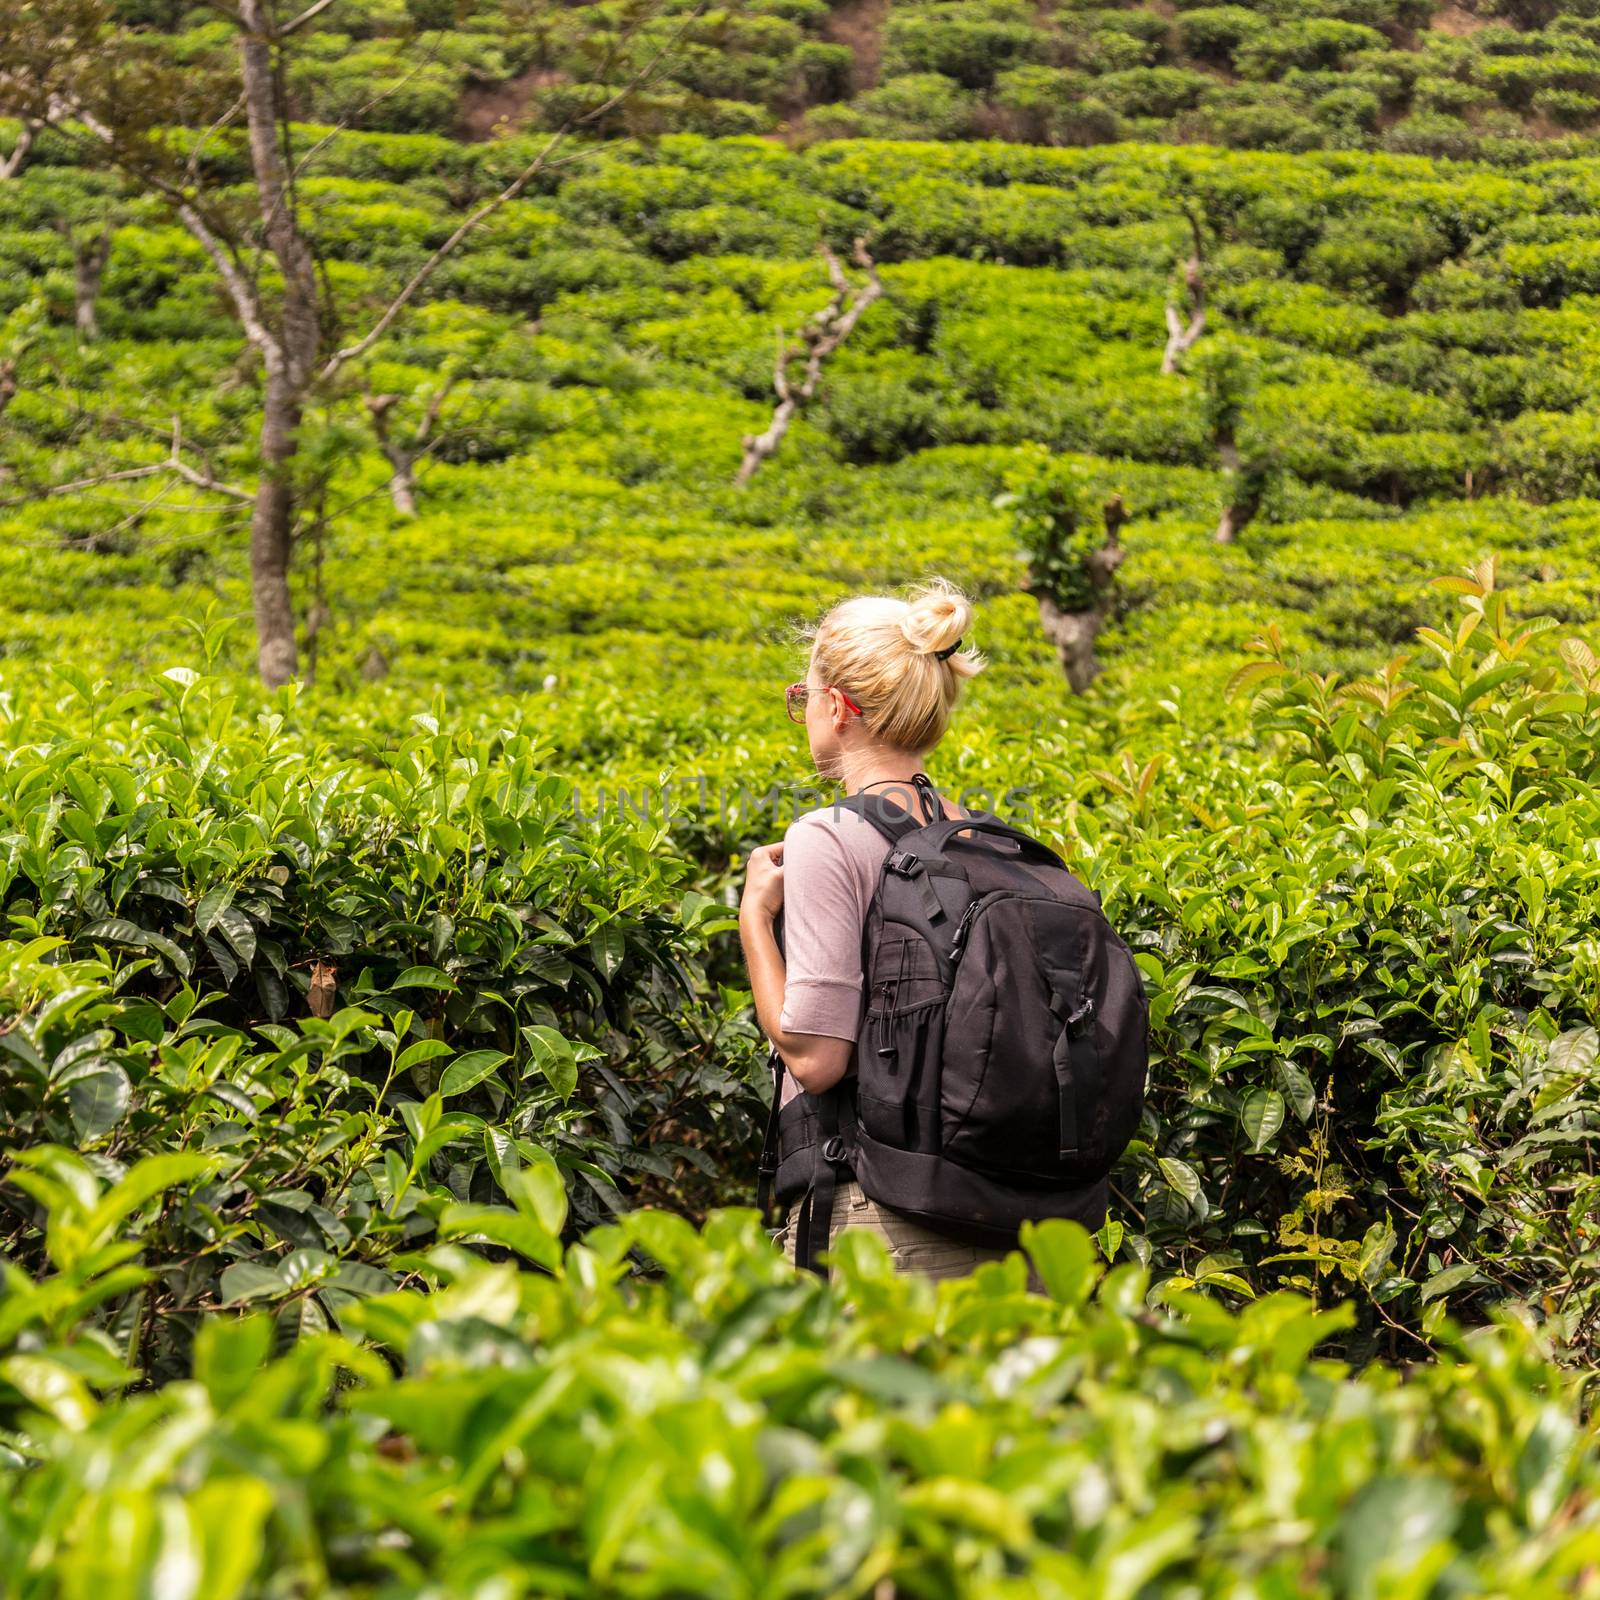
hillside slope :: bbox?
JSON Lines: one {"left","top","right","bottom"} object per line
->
{"left": 82, "top": 0, "right": 1600, "bottom": 160}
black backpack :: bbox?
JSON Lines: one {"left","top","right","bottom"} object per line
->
{"left": 758, "top": 774, "right": 1150, "bottom": 1277}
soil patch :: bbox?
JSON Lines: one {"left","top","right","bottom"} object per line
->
{"left": 824, "top": 0, "right": 891, "bottom": 93}
{"left": 459, "top": 65, "right": 565, "bottom": 142}
{"left": 1431, "top": 5, "right": 1490, "bottom": 37}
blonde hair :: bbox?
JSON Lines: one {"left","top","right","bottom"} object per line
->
{"left": 795, "top": 577, "right": 985, "bottom": 752}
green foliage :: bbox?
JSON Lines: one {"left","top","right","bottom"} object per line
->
{"left": 994, "top": 447, "right": 1119, "bottom": 611}
{"left": 14, "top": 73, "right": 1600, "bottom": 1587}
{"left": 3, "top": 1209, "right": 1600, "bottom": 1594}
{"left": 886, "top": 11, "right": 1043, "bottom": 89}
{"left": 0, "top": 664, "right": 760, "bottom": 1378}
{"left": 49, "top": 0, "right": 1600, "bottom": 162}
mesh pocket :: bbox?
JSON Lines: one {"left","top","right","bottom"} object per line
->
{"left": 857, "top": 993, "right": 946, "bottom": 1155}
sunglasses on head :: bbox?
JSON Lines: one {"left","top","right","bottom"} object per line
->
{"left": 785, "top": 682, "right": 864, "bottom": 724}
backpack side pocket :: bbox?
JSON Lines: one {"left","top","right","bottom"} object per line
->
{"left": 858, "top": 995, "right": 947, "bottom": 1155}
{"left": 857, "top": 930, "right": 949, "bottom": 1156}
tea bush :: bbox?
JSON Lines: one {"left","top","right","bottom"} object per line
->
{"left": 4, "top": 1202, "right": 1600, "bottom": 1596}
{"left": 0, "top": 665, "right": 763, "bottom": 1379}
{"left": 37, "top": 0, "right": 1600, "bottom": 160}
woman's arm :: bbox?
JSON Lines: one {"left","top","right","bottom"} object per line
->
{"left": 740, "top": 841, "right": 855, "bottom": 1094}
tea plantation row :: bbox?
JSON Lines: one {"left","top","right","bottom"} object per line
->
{"left": 14, "top": 133, "right": 1600, "bottom": 662}
{"left": 90, "top": 0, "right": 1600, "bottom": 159}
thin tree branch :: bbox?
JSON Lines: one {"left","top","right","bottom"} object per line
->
{"left": 185, "top": 92, "right": 247, "bottom": 184}
{"left": 735, "top": 237, "right": 882, "bottom": 486}
{"left": 416, "top": 371, "right": 459, "bottom": 443}
{"left": 289, "top": 46, "right": 442, "bottom": 181}
{"left": 0, "top": 117, "right": 37, "bottom": 181}
{"left": 276, "top": 0, "right": 339, "bottom": 37}
{"left": 772, "top": 326, "right": 795, "bottom": 403}
{"left": 0, "top": 418, "right": 251, "bottom": 507}
{"left": 177, "top": 199, "right": 281, "bottom": 366}
{"left": 0, "top": 463, "right": 174, "bottom": 504}
{"left": 164, "top": 416, "right": 254, "bottom": 501}
{"left": 320, "top": 1, "right": 708, "bottom": 380}
{"left": 98, "top": 474, "right": 180, "bottom": 539}
{"left": 33, "top": 100, "right": 280, "bottom": 365}
{"left": 43, "top": 114, "right": 246, "bottom": 274}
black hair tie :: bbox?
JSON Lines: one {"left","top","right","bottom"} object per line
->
{"left": 934, "top": 637, "right": 962, "bottom": 660}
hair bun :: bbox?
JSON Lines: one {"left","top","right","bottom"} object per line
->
{"left": 901, "top": 579, "right": 973, "bottom": 661}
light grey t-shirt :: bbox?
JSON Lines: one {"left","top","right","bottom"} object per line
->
{"left": 776, "top": 789, "right": 971, "bottom": 1106}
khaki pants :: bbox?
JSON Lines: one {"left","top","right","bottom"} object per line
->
{"left": 773, "top": 1178, "right": 1047, "bottom": 1293}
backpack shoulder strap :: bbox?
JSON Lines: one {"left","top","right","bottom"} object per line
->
{"left": 830, "top": 772, "right": 965, "bottom": 843}
{"left": 759, "top": 907, "right": 859, "bottom": 1266}
{"left": 757, "top": 906, "right": 788, "bottom": 1220}
{"left": 755, "top": 1043, "right": 784, "bottom": 1221}
{"left": 829, "top": 789, "right": 927, "bottom": 846}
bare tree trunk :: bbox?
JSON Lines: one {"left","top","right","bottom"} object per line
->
{"left": 236, "top": 0, "right": 323, "bottom": 689}
{"left": 1036, "top": 595, "right": 1106, "bottom": 693}
{"left": 362, "top": 385, "right": 456, "bottom": 517}
{"left": 1161, "top": 208, "right": 1207, "bottom": 376}
{"left": 0, "top": 117, "right": 35, "bottom": 180}
{"left": 237, "top": 6, "right": 320, "bottom": 372}
{"left": 1213, "top": 432, "right": 1262, "bottom": 545}
{"left": 361, "top": 394, "right": 415, "bottom": 516}
{"left": 20, "top": 3, "right": 704, "bottom": 686}
{"left": 1162, "top": 256, "right": 1205, "bottom": 375}
{"left": 385, "top": 456, "right": 416, "bottom": 516}
{"left": 72, "top": 225, "right": 110, "bottom": 340}
{"left": 1214, "top": 432, "right": 1239, "bottom": 544}
{"left": 1033, "top": 497, "right": 1129, "bottom": 694}
{"left": 253, "top": 368, "right": 300, "bottom": 689}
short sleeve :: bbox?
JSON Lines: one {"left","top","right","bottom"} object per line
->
{"left": 778, "top": 816, "right": 869, "bottom": 1041}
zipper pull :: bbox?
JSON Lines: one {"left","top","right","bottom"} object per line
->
{"left": 950, "top": 899, "right": 980, "bottom": 960}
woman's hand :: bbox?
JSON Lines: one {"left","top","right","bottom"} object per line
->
{"left": 741, "top": 841, "right": 784, "bottom": 923}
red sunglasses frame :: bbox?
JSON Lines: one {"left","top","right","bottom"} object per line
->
{"left": 785, "top": 681, "right": 863, "bottom": 723}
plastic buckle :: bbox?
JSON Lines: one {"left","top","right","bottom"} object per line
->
{"left": 822, "top": 1136, "right": 847, "bottom": 1164}
{"left": 1065, "top": 996, "right": 1097, "bottom": 1037}
{"left": 889, "top": 851, "right": 921, "bottom": 876}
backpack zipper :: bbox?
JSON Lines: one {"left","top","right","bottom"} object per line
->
{"left": 949, "top": 889, "right": 1009, "bottom": 969}
{"left": 948, "top": 889, "right": 1107, "bottom": 974}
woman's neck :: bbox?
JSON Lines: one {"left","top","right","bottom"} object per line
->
{"left": 840, "top": 759, "right": 927, "bottom": 798}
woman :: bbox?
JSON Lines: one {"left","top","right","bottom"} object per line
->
{"left": 740, "top": 576, "right": 1047, "bottom": 1287}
